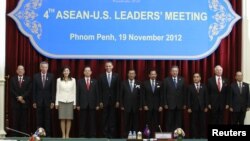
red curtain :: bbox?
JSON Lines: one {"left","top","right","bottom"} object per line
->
{"left": 5, "top": 0, "right": 242, "bottom": 138}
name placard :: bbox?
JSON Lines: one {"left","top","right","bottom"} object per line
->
{"left": 8, "top": 0, "right": 240, "bottom": 60}
{"left": 155, "top": 132, "right": 172, "bottom": 139}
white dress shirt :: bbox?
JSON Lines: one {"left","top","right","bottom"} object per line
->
{"left": 55, "top": 78, "right": 76, "bottom": 106}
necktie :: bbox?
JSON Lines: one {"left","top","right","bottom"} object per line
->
{"left": 152, "top": 80, "right": 155, "bottom": 92}
{"left": 217, "top": 77, "right": 221, "bottom": 92}
{"left": 196, "top": 84, "right": 200, "bottom": 93}
{"left": 107, "top": 73, "right": 111, "bottom": 87}
{"left": 239, "top": 82, "right": 242, "bottom": 94}
{"left": 86, "top": 78, "right": 90, "bottom": 90}
{"left": 130, "top": 80, "right": 134, "bottom": 92}
{"left": 18, "top": 77, "right": 22, "bottom": 87}
{"left": 42, "top": 74, "right": 46, "bottom": 87}
{"left": 173, "top": 78, "right": 177, "bottom": 88}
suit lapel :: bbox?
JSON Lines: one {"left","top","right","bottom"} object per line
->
{"left": 104, "top": 73, "right": 111, "bottom": 87}
{"left": 83, "top": 79, "right": 87, "bottom": 90}
{"left": 192, "top": 84, "right": 197, "bottom": 94}
{"left": 15, "top": 76, "right": 19, "bottom": 87}
{"left": 241, "top": 83, "right": 245, "bottom": 94}
{"left": 235, "top": 83, "right": 241, "bottom": 94}
{"left": 126, "top": 80, "right": 132, "bottom": 93}
{"left": 169, "top": 78, "right": 176, "bottom": 88}
{"left": 39, "top": 73, "right": 44, "bottom": 88}
{"left": 111, "top": 74, "right": 115, "bottom": 87}
{"left": 149, "top": 80, "right": 154, "bottom": 93}
{"left": 212, "top": 77, "right": 220, "bottom": 92}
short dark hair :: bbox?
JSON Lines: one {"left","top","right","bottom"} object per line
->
{"left": 40, "top": 61, "right": 49, "bottom": 67}
{"left": 128, "top": 69, "right": 136, "bottom": 73}
{"left": 105, "top": 61, "right": 113, "bottom": 65}
{"left": 149, "top": 69, "right": 157, "bottom": 74}
{"left": 84, "top": 66, "right": 91, "bottom": 71}
{"left": 193, "top": 72, "right": 201, "bottom": 77}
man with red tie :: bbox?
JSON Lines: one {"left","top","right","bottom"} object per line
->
{"left": 10, "top": 65, "right": 31, "bottom": 136}
{"left": 77, "top": 66, "right": 100, "bottom": 137}
{"left": 207, "top": 65, "right": 229, "bottom": 124}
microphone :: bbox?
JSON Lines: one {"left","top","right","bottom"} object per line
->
{"left": 158, "top": 125, "right": 163, "bottom": 133}
{"left": 6, "top": 127, "right": 30, "bottom": 137}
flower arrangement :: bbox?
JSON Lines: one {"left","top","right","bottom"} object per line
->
{"left": 173, "top": 128, "right": 185, "bottom": 141}
{"left": 29, "top": 127, "right": 46, "bottom": 141}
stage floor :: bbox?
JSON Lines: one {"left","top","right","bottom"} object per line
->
{"left": 0, "top": 138, "right": 208, "bottom": 141}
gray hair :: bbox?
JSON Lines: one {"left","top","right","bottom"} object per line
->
{"left": 214, "top": 65, "right": 223, "bottom": 71}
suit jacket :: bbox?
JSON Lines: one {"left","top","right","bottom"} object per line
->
{"left": 55, "top": 78, "right": 76, "bottom": 106}
{"left": 120, "top": 80, "right": 142, "bottom": 112}
{"left": 163, "top": 76, "right": 186, "bottom": 110}
{"left": 229, "top": 82, "right": 250, "bottom": 112}
{"left": 142, "top": 80, "right": 163, "bottom": 111}
{"left": 77, "top": 78, "right": 99, "bottom": 109}
{"left": 10, "top": 75, "right": 31, "bottom": 108}
{"left": 207, "top": 76, "right": 229, "bottom": 111}
{"left": 98, "top": 72, "right": 120, "bottom": 106}
{"left": 187, "top": 83, "right": 208, "bottom": 111}
{"left": 33, "top": 73, "right": 55, "bottom": 107}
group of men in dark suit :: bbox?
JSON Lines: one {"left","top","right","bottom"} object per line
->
{"left": 10, "top": 62, "right": 250, "bottom": 138}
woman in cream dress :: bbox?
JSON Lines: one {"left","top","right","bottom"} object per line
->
{"left": 55, "top": 67, "right": 76, "bottom": 138}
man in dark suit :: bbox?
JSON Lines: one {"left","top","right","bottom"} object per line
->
{"left": 187, "top": 73, "right": 208, "bottom": 138}
{"left": 98, "top": 61, "right": 120, "bottom": 138}
{"left": 229, "top": 71, "right": 250, "bottom": 124}
{"left": 10, "top": 65, "right": 31, "bottom": 136}
{"left": 33, "top": 61, "right": 55, "bottom": 136}
{"left": 77, "top": 66, "right": 100, "bottom": 137}
{"left": 207, "top": 65, "right": 229, "bottom": 124}
{"left": 142, "top": 70, "right": 163, "bottom": 136}
{"left": 163, "top": 66, "right": 186, "bottom": 132}
{"left": 120, "top": 69, "right": 142, "bottom": 137}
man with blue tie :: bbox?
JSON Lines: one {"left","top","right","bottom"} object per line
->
{"left": 33, "top": 61, "right": 55, "bottom": 136}
{"left": 163, "top": 66, "right": 186, "bottom": 132}
{"left": 98, "top": 61, "right": 120, "bottom": 138}
{"left": 229, "top": 71, "right": 250, "bottom": 124}
{"left": 120, "top": 69, "right": 142, "bottom": 137}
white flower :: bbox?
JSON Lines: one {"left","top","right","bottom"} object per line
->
{"left": 174, "top": 128, "right": 185, "bottom": 138}
{"left": 135, "top": 84, "right": 140, "bottom": 88}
